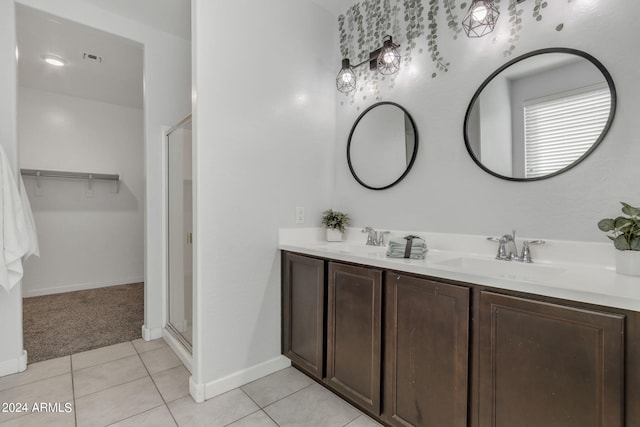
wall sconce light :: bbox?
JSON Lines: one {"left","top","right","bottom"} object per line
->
{"left": 462, "top": 0, "right": 500, "bottom": 37}
{"left": 336, "top": 35, "right": 401, "bottom": 93}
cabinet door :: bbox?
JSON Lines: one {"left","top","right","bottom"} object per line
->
{"left": 479, "top": 291, "right": 624, "bottom": 427}
{"left": 282, "top": 252, "right": 325, "bottom": 380}
{"left": 327, "top": 262, "right": 382, "bottom": 414}
{"left": 384, "top": 274, "right": 470, "bottom": 427}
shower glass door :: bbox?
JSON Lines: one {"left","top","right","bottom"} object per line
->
{"left": 166, "top": 115, "right": 193, "bottom": 350}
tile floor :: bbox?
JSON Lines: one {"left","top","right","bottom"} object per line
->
{"left": 0, "top": 339, "right": 382, "bottom": 427}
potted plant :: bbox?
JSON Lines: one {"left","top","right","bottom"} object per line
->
{"left": 598, "top": 202, "right": 640, "bottom": 276}
{"left": 321, "top": 209, "right": 350, "bottom": 242}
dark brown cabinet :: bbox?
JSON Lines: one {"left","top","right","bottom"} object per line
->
{"left": 326, "top": 262, "right": 382, "bottom": 415}
{"left": 478, "top": 291, "right": 625, "bottom": 427}
{"left": 384, "top": 273, "right": 470, "bottom": 427}
{"left": 282, "top": 252, "right": 325, "bottom": 379}
{"left": 281, "top": 251, "right": 637, "bottom": 427}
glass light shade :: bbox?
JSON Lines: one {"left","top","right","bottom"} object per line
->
{"left": 377, "top": 41, "right": 400, "bottom": 75}
{"left": 462, "top": 0, "right": 500, "bottom": 38}
{"left": 336, "top": 59, "right": 357, "bottom": 93}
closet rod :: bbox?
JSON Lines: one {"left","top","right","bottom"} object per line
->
{"left": 20, "top": 169, "right": 120, "bottom": 181}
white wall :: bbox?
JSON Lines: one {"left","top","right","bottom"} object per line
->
{"left": 18, "top": 87, "right": 144, "bottom": 296}
{"left": 10, "top": 0, "right": 190, "bottom": 357}
{"left": 0, "top": 0, "right": 27, "bottom": 377}
{"left": 333, "top": 0, "right": 640, "bottom": 243}
{"left": 192, "top": 0, "right": 334, "bottom": 400}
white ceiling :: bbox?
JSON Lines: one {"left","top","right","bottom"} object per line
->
{"left": 16, "top": 0, "right": 192, "bottom": 110}
{"left": 17, "top": 5, "right": 145, "bottom": 109}
{"left": 78, "top": 0, "right": 191, "bottom": 40}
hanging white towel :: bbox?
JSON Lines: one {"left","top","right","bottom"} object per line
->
{"left": 0, "top": 145, "right": 39, "bottom": 292}
{"left": 19, "top": 175, "right": 39, "bottom": 260}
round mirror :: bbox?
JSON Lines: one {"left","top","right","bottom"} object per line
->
{"left": 347, "top": 102, "right": 418, "bottom": 190}
{"left": 464, "top": 48, "right": 616, "bottom": 181}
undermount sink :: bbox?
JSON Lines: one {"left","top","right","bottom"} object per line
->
{"left": 435, "top": 257, "right": 566, "bottom": 283}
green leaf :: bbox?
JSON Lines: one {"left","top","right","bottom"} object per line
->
{"left": 631, "top": 237, "right": 640, "bottom": 251}
{"left": 621, "top": 202, "right": 640, "bottom": 217}
{"left": 614, "top": 217, "right": 632, "bottom": 231}
{"left": 613, "top": 235, "right": 632, "bottom": 250}
{"left": 598, "top": 218, "right": 615, "bottom": 232}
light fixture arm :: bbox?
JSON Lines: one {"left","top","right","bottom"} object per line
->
{"left": 336, "top": 35, "right": 401, "bottom": 93}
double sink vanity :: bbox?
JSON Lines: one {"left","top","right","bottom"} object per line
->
{"left": 288, "top": 42, "right": 633, "bottom": 426}
{"left": 279, "top": 228, "right": 640, "bottom": 427}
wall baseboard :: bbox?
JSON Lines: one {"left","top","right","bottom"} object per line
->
{"left": 0, "top": 350, "right": 27, "bottom": 378}
{"left": 190, "top": 355, "right": 291, "bottom": 403}
{"left": 142, "top": 325, "right": 163, "bottom": 341}
{"left": 23, "top": 277, "right": 145, "bottom": 298}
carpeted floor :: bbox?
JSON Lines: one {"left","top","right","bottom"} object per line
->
{"left": 23, "top": 283, "right": 144, "bottom": 364}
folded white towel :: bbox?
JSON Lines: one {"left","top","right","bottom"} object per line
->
{"left": 388, "top": 237, "right": 427, "bottom": 248}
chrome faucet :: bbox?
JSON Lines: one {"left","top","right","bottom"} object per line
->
{"left": 487, "top": 230, "right": 545, "bottom": 263}
{"left": 361, "top": 227, "right": 389, "bottom": 246}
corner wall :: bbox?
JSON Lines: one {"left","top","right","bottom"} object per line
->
{"left": 333, "top": 0, "right": 640, "bottom": 242}
{"left": 191, "top": 0, "right": 335, "bottom": 399}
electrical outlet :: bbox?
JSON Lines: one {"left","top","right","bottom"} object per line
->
{"left": 295, "top": 207, "right": 305, "bottom": 224}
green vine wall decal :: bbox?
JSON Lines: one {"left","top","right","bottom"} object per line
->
{"left": 338, "top": 14, "right": 349, "bottom": 59}
{"left": 427, "top": 0, "right": 449, "bottom": 77}
{"left": 444, "top": 0, "right": 463, "bottom": 39}
{"left": 504, "top": 0, "right": 524, "bottom": 56}
{"left": 403, "top": 0, "right": 426, "bottom": 69}
{"left": 337, "top": 0, "right": 568, "bottom": 107}
{"left": 532, "top": 0, "right": 547, "bottom": 21}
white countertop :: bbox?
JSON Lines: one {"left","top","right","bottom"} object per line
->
{"left": 279, "top": 228, "right": 640, "bottom": 312}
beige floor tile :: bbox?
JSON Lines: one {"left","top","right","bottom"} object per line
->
{"left": 227, "top": 410, "right": 278, "bottom": 427}
{"left": 241, "top": 367, "right": 313, "bottom": 408}
{"left": 0, "top": 374, "right": 73, "bottom": 424}
{"left": 151, "top": 365, "right": 190, "bottom": 402}
{"left": 345, "top": 414, "right": 384, "bottom": 426}
{"left": 75, "top": 376, "right": 164, "bottom": 427}
{"left": 139, "top": 346, "right": 182, "bottom": 375}
{"left": 0, "top": 356, "right": 70, "bottom": 392}
{"left": 264, "top": 383, "right": 360, "bottom": 427}
{"left": 132, "top": 338, "right": 168, "bottom": 354}
{"left": 108, "top": 405, "right": 177, "bottom": 427}
{"left": 0, "top": 410, "right": 75, "bottom": 427}
{"left": 71, "top": 342, "right": 137, "bottom": 371}
{"left": 167, "top": 389, "right": 259, "bottom": 427}
{"left": 73, "top": 354, "right": 148, "bottom": 397}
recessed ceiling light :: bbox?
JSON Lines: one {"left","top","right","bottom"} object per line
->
{"left": 43, "top": 55, "right": 65, "bottom": 67}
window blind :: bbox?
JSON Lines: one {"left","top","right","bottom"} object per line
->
{"left": 523, "top": 83, "right": 610, "bottom": 178}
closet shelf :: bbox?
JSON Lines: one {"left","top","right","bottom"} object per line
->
{"left": 20, "top": 169, "right": 120, "bottom": 181}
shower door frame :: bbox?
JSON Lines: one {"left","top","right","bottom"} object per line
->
{"left": 165, "top": 114, "right": 193, "bottom": 354}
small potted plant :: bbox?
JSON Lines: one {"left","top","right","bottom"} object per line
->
{"left": 598, "top": 202, "right": 640, "bottom": 276}
{"left": 321, "top": 209, "right": 350, "bottom": 242}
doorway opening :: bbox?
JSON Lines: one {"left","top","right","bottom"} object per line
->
{"left": 16, "top": 4, "right": 145, "bottom": 363}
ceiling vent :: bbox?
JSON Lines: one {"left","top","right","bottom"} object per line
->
{"left": 83, "top": 53, "right": 102, "bottom": 63}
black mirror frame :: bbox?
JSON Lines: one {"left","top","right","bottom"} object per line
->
{"left": 463, "top": 47, "right": 617, "bottom": 182}
{"left": 347, "top": 101, "right": 419, "bottom": 190}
